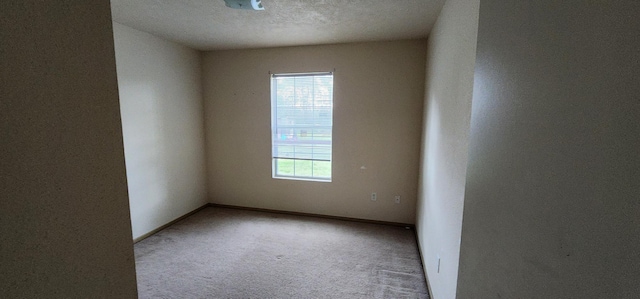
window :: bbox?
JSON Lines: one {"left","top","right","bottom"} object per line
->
{"left": 271, "top": 72, "right": 333, "bottom": 181}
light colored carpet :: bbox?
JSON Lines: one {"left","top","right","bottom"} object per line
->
{"left": 134, "top": 207, "right": 429, "bottom": 298}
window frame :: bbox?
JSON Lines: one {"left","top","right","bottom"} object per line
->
{"left": 270, "top": 71, "right": 334, "bottom": 182}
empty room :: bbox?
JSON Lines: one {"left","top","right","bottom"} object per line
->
{"left": 2, "top": 0, "right": 639, "bottom": 299}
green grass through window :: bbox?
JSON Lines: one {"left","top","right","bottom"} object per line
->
{"left": 275, "top": 158, "right": 331, "bottom": 179}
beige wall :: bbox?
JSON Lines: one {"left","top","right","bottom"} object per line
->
{"left": 113, "top": 23, "right": 208, "bottom": 240}
{"left": 0, "top": 2, "right": 137, "bottom": 297}
{"left": 203, "top": 40, "right": 426, "bottom": 224}
{"left": 415, "top": 0, "right": 479, "bottom": 298}
{"left": 457, "top": 1, "right": 640, "bottom": 298}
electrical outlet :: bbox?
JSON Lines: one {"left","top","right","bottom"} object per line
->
{"left": 394, "top": 195, "right": 401, "bottom": 203}
{"left": 371, "top": 192, "right": 377, "bottom": 201}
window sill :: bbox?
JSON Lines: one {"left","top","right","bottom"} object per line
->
{"left": 272, "top": 175, "right": 331, "bottom": 183}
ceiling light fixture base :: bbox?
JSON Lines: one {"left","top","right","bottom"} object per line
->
{"left": 223, "top": 0, "right": 264, "bottom": 10}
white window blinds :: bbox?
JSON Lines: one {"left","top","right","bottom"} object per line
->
{"left": 271, "top": 72, "right": 333, "bottom": 180}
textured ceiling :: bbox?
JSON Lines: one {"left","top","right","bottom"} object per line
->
{"left": 110, "top": 0, "right": 446, "bottom": 50}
